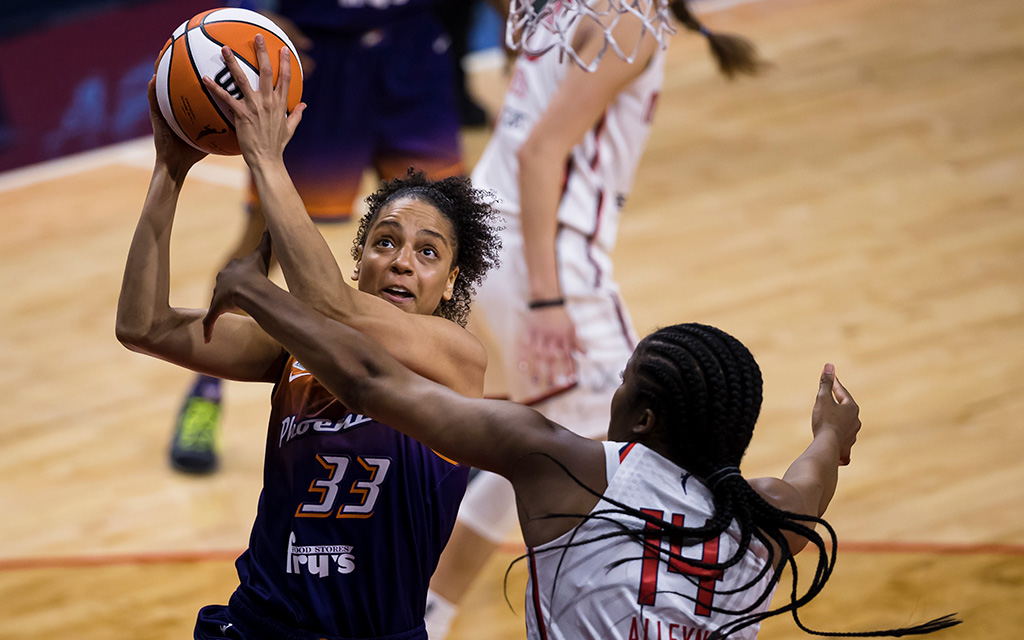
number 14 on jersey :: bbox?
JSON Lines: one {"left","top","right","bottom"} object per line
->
{"left": 639, "top": 509, "right": 724, "bottom": 615}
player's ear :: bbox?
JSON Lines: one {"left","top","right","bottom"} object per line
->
{"left": 351, "top": 245, "right": 364, "bottom": 282}
{"left": 442, "top": 266, "right": 459, "bottom": 301}
{"left": 631, "top": 408, "right": 657, "bottom": 437}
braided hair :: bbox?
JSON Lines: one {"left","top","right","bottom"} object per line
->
{"left": 352, "top": 169, "right": 502, "bottom": 327}
{"left": 670, "top": 0, "right": 768, "bottom": 79}
{"left": 520, "top": 323, "right": 961, "bottom": 638}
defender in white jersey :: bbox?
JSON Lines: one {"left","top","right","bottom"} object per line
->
{"left": 425, "top": 3, "right": 768, "bottom": 633}
{"left": 527, "top": 441, "right": 777, "bottom": 640}
{"left": 205, "top": 298, "right": 961, "bottom": 638}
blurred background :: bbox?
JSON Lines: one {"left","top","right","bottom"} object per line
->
{"left": 0, "top": 0, "right": 1021, "bottom": 638}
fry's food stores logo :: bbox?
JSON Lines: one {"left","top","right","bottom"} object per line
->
{"left": 286, "top": 532, "right": 356, "bottom": 578}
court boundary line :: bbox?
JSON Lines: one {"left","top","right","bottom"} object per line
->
{"left": 0, "top": 137, "right": 246, "bottom": 195}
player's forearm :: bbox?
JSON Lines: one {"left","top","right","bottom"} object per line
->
{"left": 116, "top": 165, "right": 185, "bottom": 346}
{"left": 517, "top": 141, "right": 566, "bottom": 301}
{"left": 781, "top": 429, "right": 842, "bottom": 517}
{"left": 248, "top": 158, "right": 352, "bottom": 311}
{"left": 235, "top": 274, "right": 541, "bottom": 472}
{"left": 233, "top": 274, "right": 421, "bottom": 419}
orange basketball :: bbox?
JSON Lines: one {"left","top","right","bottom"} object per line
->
{"left": 154, "top": 8, "right": 303, "bottom": 156}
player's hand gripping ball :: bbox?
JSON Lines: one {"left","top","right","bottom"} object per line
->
{"left": 154, "top": 8, "right": 304, "bottom": 155}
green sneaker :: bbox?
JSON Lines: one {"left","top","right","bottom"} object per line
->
{"left": 170, "top": 377, "right": 222, "bottom": 474}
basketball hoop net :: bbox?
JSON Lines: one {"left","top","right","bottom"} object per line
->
{"left": 506, "top": 0, "right": 676, "bottom": 72}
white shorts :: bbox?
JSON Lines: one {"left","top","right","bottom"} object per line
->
{"left": 472, "top": 214, "right": 637, "bottom": 437}
{"left": 459, "top": 215, "right": 637, "bottom": 541}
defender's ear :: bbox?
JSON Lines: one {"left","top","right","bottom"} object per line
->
{"left": 632, "top": 408, "right": 657, "bottom": 437}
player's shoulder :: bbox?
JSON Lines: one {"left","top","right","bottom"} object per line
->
{"left": 419, "top": 314, "right": 487, "bottom": 395}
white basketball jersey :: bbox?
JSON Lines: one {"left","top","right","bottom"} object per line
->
{"left": 471, "top": 2, "right": 666, "bottom": 256}
{"left": 525, "top": 442, "right": 777, "bottom": 640}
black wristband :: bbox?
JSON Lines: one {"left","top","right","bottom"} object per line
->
{"left": 528, "top": 297, "right": 566, "bottom": 310}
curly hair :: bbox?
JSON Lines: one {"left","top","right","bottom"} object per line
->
{"left": 351, "top": 170, "right": 502, "bottom": 327}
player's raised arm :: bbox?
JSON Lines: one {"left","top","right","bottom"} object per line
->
{"left": 749, "top": 363, "right": 862, "bottom": 554}
{"left": 203, "top": 36, "right": 496, "bottom": 396}
{"left": 203, "top": 35, "right": 347, "bottom": 311}
{"left": 115, "top": 80, "right": 285, "bottom": 383}
{"left": 203, "top": 35, "right": 418, "bottom": 331}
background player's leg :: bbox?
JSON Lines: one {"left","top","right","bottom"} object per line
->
{"left": 373, "top": 14, "right": 463, "bottom": 182}
{"left": 432, "top": 0, "right": 489, "bottom": 127}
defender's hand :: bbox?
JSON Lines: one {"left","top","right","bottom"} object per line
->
{"left": 811, "top": 363, "right": 861, "bottom": 465}
{"left": 203, "top": 230, "right": 273, "bottom": 342}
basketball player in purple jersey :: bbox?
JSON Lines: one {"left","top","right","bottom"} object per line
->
{"left": 169, "top": 0, "right": 467, "bottom": 474}
{"left": 117, "top": 38, "right": 500, "bottom": 638}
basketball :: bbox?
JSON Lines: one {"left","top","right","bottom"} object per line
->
{"left": 154, "top": 8, "right": 304, "bottom": 156}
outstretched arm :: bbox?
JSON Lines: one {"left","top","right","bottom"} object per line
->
{"left": 203, "top": 36, "right": 485, "bottom": 396}
{"left": 750, "top": 364, "right": 861, "bottom": 552}
{"left": 115, "top": 80, "right": 284, "bottom": 382}
{"left": 203, "top": 35, "right": 341, "bottom": 312}
{"left": 205, "top": 243, "right": 568, "bottom": 471}
{"left": 204, "top": 242, "right": 608, "bottom": 542}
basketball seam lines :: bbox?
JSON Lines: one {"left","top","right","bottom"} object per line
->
{"left": 163, "top": 38, "right": 198, "bottom": 153}
{"left": 187, "top": 19, "right": 237, "bottom": 140}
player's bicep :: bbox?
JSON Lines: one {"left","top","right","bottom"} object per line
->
{"left": 399, "top": 324, "right": 486, "bottom": 396}
{"left": 348, "top": 307, "right": 487, "bottom": 396}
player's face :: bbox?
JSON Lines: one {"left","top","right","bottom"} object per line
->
{"left": 352, "top": 196, "right": 459, "bottom": 316}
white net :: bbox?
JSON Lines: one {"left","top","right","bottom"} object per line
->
{"left": 505, "top": 0, "right": 676, "bottom": 72}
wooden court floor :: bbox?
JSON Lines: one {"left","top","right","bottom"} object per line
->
{"left": 1, "top": 0, "right": 1022, "bottom": 637}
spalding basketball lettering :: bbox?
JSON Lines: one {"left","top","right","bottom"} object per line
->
{"left": 196, "top": 125, "right": 228, "bottom": 141}
{"left": 214, "top": 67, "right": 243, "bottom": 100}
